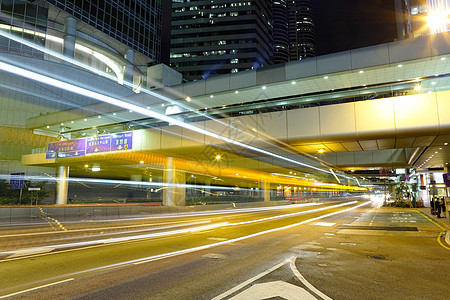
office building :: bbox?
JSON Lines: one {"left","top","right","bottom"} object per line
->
{"left": 272, "top": 0, "right": 316, "bottom": 64}
{"left": 170, "top": 0, "right": 273, "bottom": 81}
{"left": 287, "top": 0, "right": 316, "bottom": 61}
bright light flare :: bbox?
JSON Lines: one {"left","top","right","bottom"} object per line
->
{"left": 426, "top": 10, "right": 449, "bottom": 34}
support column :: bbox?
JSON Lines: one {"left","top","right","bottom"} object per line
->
{"left": 56, "top": 166, "right": 69, "bottom": 205}
{"left": 260, "top": 179, "right": 270, "bottom": 202}
{"left": 124, "top": 49, "right": 135, "bottom": 84}
{"left": 419, "top": 174, "right": 429, "bottom": 207}
{"left": 204, "top": 180, "right": 211, "bottom": 197}
{"left": 63, "top": 17, "right": 77, "bottom": 59}
{"left": 163, "top": 157, "right": 186, "bottom": 206}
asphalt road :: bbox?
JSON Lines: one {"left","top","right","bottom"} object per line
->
{"left": 0, "top": 198, "right": 448, "bottom": 299}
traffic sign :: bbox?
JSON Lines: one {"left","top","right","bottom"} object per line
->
{"left": 10, "top": 173, "right": 25, "bottom": 189}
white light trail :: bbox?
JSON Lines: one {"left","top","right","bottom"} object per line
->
{"left": 0, "top": 30, "right": 359, "bottom": 180}
{"left": 0, "top": 60, "right": 334, "bottom": 174}
{"left": 0, "top": 200, "right": 369, "bottom": 298}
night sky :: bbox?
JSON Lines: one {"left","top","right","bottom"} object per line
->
{"left": 313, "top": 0, "right": 398, "bottom": 55}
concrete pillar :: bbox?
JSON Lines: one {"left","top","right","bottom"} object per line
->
{"left": 124, "top": 49, "right": 135, "bottom": 84}
{"left": 63, "top": 17, "right": 77, "bottom": 59}
{"left": 163, "top": 157, "right": 186, "bottom": 206}
{"left": 260, "top": 179, "right": 270, "bottom": 202}
{"left": 419, "top": 174, "right": 429, "bottom": 206}
{"left": 56, "top": 166, "right": 69, "bottom": 205}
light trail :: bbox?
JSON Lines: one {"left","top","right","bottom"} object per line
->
{"left": 0, "top": 201, "right": 356, "bottom": 261}
{"left": 0, "top": 30, "right": 355, "bottom": 180}
{"left": 0, "top": 200, "right": 369, "bottom": 298}
{"left": 0, "top": 220, "right": 211, "bottom": 239}
{"left": 0, "top": 60, "right": 338, "bottom": 176}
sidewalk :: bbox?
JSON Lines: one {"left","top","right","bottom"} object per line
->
{"left": 417, "top": 207, "right": 450, "bottom": 230}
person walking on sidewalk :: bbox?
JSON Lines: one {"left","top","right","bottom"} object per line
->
{"left": 441, "top": 197, "right": 447, "bottom": 218}
{"left": 436, "top": 198, "right": 442, "bottom": 218}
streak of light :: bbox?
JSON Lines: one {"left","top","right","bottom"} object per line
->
{"left": 0, "top": 220, "right": 211, "bottom": 239}
{"left": 0, "top": 201, "right": 369, "bottom": 298}
{"left": 1, "top": 201, "right": 356, "bottom": 260}
{"left": 0, "top": 278, "right": 75, "bottom": 299}
{"left": 231, "top": 200, "right": 357, "bottom": 226}
{"left": 0, "top": 32, "right": 344, "bottom": 177}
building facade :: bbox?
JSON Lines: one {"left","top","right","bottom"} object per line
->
{"left": 287, "top": 0, "right": 316, "bottom": 61}
{"left": 272, "top": 0, "right": 316, "bottom": 64}
{"left": 170, "top": 0, "right": 273, "bottom": 81}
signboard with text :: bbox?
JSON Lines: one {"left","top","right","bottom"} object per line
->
{"left": 46, "top": 138, "right": 86, "bottom": 159}
{"left": 10, "top": 172, "right": 25, "bottom": 189}
{"left": 87, "top": 135, "right": 111, "bottom": 154}
{"left": 46, "top": 132, "right": 133, "bottom": 158}
{"left": 111, "top": 132, "right": 133, "bottom": 151}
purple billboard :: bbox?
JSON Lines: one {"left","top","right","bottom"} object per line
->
{"left": 111, "top": 132, "right": 133, "bottom": 151}
{"left": 86, "top": 135, "right": 111, "bottom": 154}
{"left": 46, "top": 132, "right": 133, "bottom": 159}
{"left": 46, "top": 138, "right": 86, "bottom": 159}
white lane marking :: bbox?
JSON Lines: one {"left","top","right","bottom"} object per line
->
{"left": 324, "top": 233, "right": 334, "bottom": 236}
{"left": 314, "top": 222, "right": 336, "bottom": 227}
{"left": 5, "top": 247, "right": 54, "bottom": 259}
{"left": 289, "top": 257, "right": 333, "bottom": 300}
{"left": 340, "top": 243, "right": 356, "bottom": 246}
{"left": 212, "top": 257, "right": 292, "bottom": 300}
{"left": 0, "top": 278, "right": 74, "bottom": 299}
{"left": 228, "top": 281, "right": 317, "bottom": 300}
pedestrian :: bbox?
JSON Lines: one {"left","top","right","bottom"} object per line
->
{"left": 430, "top": 198, "right": 435, "bottom": 215}
{"left": 436, "top": 198, "right": 442, "bottom": 218}
{"left": 441, "top": 197, "right": 447, "bottom": 218}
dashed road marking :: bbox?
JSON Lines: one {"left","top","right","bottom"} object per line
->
{"left": 314, "top": 222, "right": 336, "bottom": 227}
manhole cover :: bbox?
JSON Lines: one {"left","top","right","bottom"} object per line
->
{"left": 370, "top": 255, "right": 386, "bottom": 260}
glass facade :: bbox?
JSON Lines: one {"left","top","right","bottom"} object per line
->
{"left": 47, "top": 0, "right": 163, "bottom": 62}
{"left": 0, "top": 0, "right": 48, "bottom": 58}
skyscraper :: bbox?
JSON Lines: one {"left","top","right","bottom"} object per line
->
{"left": 265, "top": 0, "right": 317, "bottom": 65}
{"left": 170, "top": 0, "right": 273, "bottom": 81}
{"left": 272, "top": 0, "right": 289, "bottom": 64}
{"left": 288, "top": 0, "right": 316, "bottom": 61}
